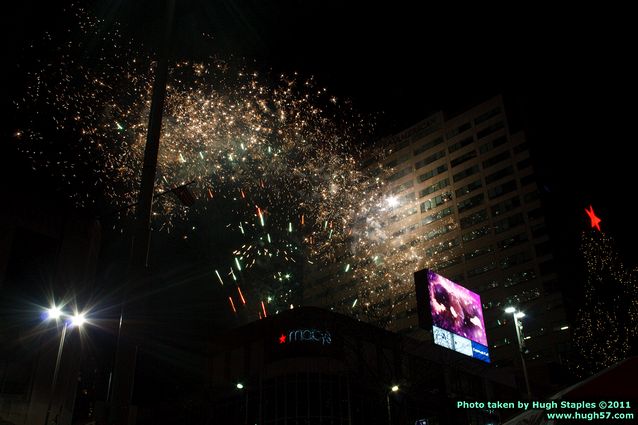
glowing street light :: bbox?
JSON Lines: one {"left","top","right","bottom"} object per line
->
{"left": 43, "top": 307, "right": 87, "bottom": 425}
{"left": 386, "top": 384, "right": 400, "bottom": 425}
{"left": 46, "top": 306, "right": 63, "bottom": 320}
{"left": 236, "top": 382, "right": 244, "bottom": 389}
{"left": 70, "top": 312, "right": 86, "bottom": 328}
{"left": 504, "top": 306, "right": 532, "bottom": 400}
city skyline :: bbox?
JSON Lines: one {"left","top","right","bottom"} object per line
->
{"left": 1, "top": 3, "right": 637, "bottom": 424}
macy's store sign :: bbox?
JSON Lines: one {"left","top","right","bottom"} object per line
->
{"left": 279, "top": 329, "right": 332, "bottom": 346}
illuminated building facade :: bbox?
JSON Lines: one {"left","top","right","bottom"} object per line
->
{"left": 303, "top": 96, "right": 570, "bottom": 391}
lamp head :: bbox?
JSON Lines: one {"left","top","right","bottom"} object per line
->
{"left": 70, "top": 313, "right": 86, "bottom": 328}
{"left": 46, "top": 306, "right": 63, "bottom": 320}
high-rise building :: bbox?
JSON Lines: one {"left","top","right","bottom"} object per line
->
{"left": 303, "top": 96, "right": 570, "bottom": 391}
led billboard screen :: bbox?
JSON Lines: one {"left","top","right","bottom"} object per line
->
{"left": 415, "top": 269, "right": 490, "bottom": 363}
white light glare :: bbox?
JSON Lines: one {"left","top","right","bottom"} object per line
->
{"left": 385, "top": 196, "right": 399, "bottom": 208}
{"left": 70, "top": 313, "right": 86, "bottom": 328}
{"left": 47, "top": 306, "right": 63, "bottom": 320}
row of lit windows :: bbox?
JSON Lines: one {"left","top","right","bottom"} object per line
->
{"left": 483, "top": 286, "right": 542, "bottom": 311}
{"left": 415, "top": 149, "right": 446, "bottom": 170}
{"left": 419, "top": 178, "right": 450, "bottom": 198}
{"left": 435, "top": 254, "right": 464, "bottom": 270}
{"left": 421, "top": 206, "right": 454, "bottom": 226}
{"left": 417, "top": 164, "right": 448, "bottom": 183}
{"left": 466, "top": 249, "right": 533, "bottom": 279}
{"left": 424, "top": 236, "right": 460, "bottom": 257}
{"left": 391, "top": 179, "right": 414, "bottom": 194}
{"left": 467, "top": 269, "right": 537, "bottom": 296}
{"left": 455, "top": 179, "right": 482, "bottom": 198}
{"left": 460, "top": 209, "right": 488, "bottom": 229}
{"left": 448, "top": 136, "right": 474, "bottom": 154}
{"left": 383, "top": 124, "right": 511, "bottom": 194}
{"left": 420, "top": 191, "right": 453, "bottom": 213}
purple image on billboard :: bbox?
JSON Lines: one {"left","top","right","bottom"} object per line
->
{"left": 428, "top": 270, "right": 488, "bottom": 346}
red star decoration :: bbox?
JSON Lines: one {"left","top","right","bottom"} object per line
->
{"left": 585, "top": 205, "right": 601, "bottom": 231}
{"left": 279, "top": 334, "right": 286, "bottom": 344}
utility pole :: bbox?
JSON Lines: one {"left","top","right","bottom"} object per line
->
{"left": 107, "top": 1, "right": 175, "bottom": 424}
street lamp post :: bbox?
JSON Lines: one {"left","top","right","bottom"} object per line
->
{"left": 42, "top": 308, "right": 86, "bottom": 425}
{"left": 386, "top": 385, "right": 399, "bottom": 425}
{"left": 504, "top": 307, "right": 532, "bottom": 399}
{"left": 236, "top": 382, "right": 247, "bottom": 425}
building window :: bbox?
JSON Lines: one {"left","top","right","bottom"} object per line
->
{"left": 387, "top": 207, "right": 418, "bottom": 224}
{"left": 455, "top": 179, "right": 482, "bottom": 198}
{"left": 524, "top": 190, "right": 540, "bottom": 203}
{"left": 413, "top": 137, "right": 444, "bottom": 156}
{"left": 393, "top": 139, "right": 410, "bottom": 152}
{"left": 497, "top": 232, "right": 528, "bottom": 250}
{"left": 417, "top": 164, "right": 448, "bottom": 183}
{"left": 488, "top": 179, "right": 518, "bottom": 200}
{"left": 499, "top": 250, "right": 533, "bottom": 269}
{"left": 474, "top": 106, "right": 502, "bottom": 125}
{"left": 476, "top": 279, "right": 500, "bottom": 293}
{"left": 460, "top": 209, "right": 488, "bottom": 229}
{"left": 420, "top": 191, "right": 453, "bottom": 213}
{"left": 419, "top": 178, "right": 450, "bottom": 198}
{"left": 482, "top": 150, "right": 511, "bottom": 169}
{"left": 448, "top": 136, "right": 474, "bottom": 154}
{"left": 435, "top": 255, "right": 464, "bottom": 270}
{"left": 477, "top": 121, "right": 505, "bottom": 139}
{"left": 446, "top": 122, "right": 472, "bottom": 139}
{"left": 415, "top": 149, "right": 446, "bottom": 170}
{"left": 386, "top": 166, "right": 413, "bottom": 182}
{"left": 485, "top": 166, "right": 514, "bottom": 184}
{"left": 385, "top": 154, "right": 411, "bottom": 169}
{"left": 452, "top": 164, "right": 481, "bottom": 183}
{"left": 464, "top": 245, "right": 494, "bottom": 261}
{"left": 493, "top": 213, "right": 525, "bottom": 234}
{"left": 425, "top": 237, "right": 461, "bottom": 257}
{"left": 467, "top": 261, "right": 497, "bottom": 278}
{"left": 517, "top": 157, "right": 532, "bottom": 170}
{"left": 424, "top": 223, "right": 456, "bottom": 241}
{"left": 450, "top": 150, "right": 478, "bottom": 168}
{"left": 503, "top": 269, "right": 536, "bottom": 288}
{"left": 462, "top": 225, "right": 491, "bottom": 242}
{"left": 491, "top": 196, "right": 521, "bottom": 216}
{"left": 392, "top": 179, "right": 414, "bottom": 194}
{"left": 527, "top": 207, "right": 543, "bottom": 221}
{"left": 421, "top": 206, "right": 454, "bottom": 226}
{"left": 479, "top": 135, "right": 507, "bottom": 154}
{"left": 457, "top": 193, "right": 484, "bottom": 213}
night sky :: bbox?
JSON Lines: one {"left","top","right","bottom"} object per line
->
{"left": 2, "top": 1, "right": 637, "bottom": 315}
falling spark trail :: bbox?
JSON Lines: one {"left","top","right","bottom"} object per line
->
{"left": 215, "top": 270, "right": 224, "bottom": 285}
{"left": 229, "top": 296, "right": 237, "bottom": 313}
{"left": 237, "top": 286, "right": 246, "bottom": 305}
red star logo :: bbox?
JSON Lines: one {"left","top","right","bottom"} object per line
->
{"left": 279, "top": 334, "right": 286, "bottom": 344}
{"left": 585, "top": 205, "right": 601, "bottom": 231}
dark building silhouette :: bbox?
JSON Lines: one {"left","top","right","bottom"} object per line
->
{"left": 205, "top": 306, "right": 516, "bottom": 424}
